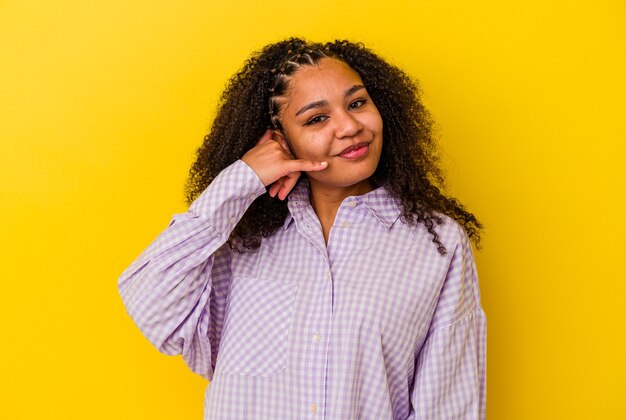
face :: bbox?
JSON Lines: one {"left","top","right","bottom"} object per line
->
{"left": 275, "top": 58, "right": 383, "bottom": 192}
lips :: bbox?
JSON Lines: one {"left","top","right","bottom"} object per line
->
{"left": 338, "top": 142, "right": 369, "bottom": 156}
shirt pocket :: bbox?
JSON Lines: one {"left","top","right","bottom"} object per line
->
{"left": 215, "top": 276, "right": 299, "bottom": 377}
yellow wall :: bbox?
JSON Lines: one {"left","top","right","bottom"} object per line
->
{"left": 1, "top": 1, "right": 624, "bottom": 418}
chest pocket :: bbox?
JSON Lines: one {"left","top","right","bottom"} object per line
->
{"left": 215, "top": 276, "right": 298, "bottom": 377}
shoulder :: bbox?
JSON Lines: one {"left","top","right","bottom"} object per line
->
{"left": 434, "top": 212, "right": 471, "bottom": 251}
{"left": 403, "top": 211, "right": 469, "bottom": 256}
{"left": 381, "top": 187, "right": 468, "bottom": 252}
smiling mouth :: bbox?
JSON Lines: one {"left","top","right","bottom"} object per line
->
{"left": 337, "top": 142, "right": 370, "bottom": 156}
{"left": 337, "top": 143, "right": 370, "bottom": 160}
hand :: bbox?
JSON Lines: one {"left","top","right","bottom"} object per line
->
{"left": 241, "top": 129, "right": 328, "bottom": 200}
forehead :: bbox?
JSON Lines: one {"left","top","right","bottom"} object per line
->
{"left": 282, "top": 59, "right": 363, "bottom": 108}
{"left": 291, "top": 57, "right": 361, "bottom": 83}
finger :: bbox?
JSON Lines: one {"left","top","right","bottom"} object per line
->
{"left": 278, "top": 172, "right": 300, "bottom": 200}
{"left": 269, "top": 177, "right": 286, "bottom": 197}
{"left": 269, "top": 181, "right": 280, "bottom": 197}
{"left": 286, "top": 159, "right": 328, "bottom": 173}
{"left": 269, "top": 180, "right": 282, "bottom": 197}
{"left": 273, "top": 131, "right": 293, "bottom": 155}
{"left": 255, "top": 128, "right": 274, "bottom": 146}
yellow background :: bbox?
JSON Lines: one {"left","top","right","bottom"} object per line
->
{"left": 1, "top": 0, "right": 624, "bottom": 418}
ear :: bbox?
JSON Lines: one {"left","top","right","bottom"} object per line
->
{"left": 272, "top": 129, "right": 294, "bottom": 156}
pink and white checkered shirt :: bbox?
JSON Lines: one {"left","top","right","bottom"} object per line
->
{"left": 118, "top": 159, "right": 487, "bottom": 419}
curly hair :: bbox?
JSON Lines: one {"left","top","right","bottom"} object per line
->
{"left": 184, "top": 37, "right": 482, "bottom": 255}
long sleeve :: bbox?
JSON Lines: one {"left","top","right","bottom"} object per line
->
{"left": 117, "top": 159, "right": 266, "bottom": 380}
{"left": 408, "top": 225, "right": 487, "bottom": 419}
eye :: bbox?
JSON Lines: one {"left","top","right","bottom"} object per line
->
{"left": 304, "top": 115, "right": 328, "bottom": 126}
{"left": 349, "top": 99, "right": 367, "bottom": 110}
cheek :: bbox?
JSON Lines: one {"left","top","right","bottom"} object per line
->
{"left": 368, "top": 112, "right": 384, "bottom": 134}
{"left": 290, "top": 134, "right": 330, "bottom": 158}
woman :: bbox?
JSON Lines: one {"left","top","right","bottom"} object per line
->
{"left": 118, "top": 37, "right": 486, "bottom": 419}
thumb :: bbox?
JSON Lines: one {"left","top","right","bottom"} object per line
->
{"left": 255, "top": 128, "right": 273, "bottom": 146}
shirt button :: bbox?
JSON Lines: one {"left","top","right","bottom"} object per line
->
{"left": 313, "top": 332, "right": 321, "bottom": 342}
{"left": 310, "top": 403, "right": 317, "bottom": 414}
{"left": 324, "top": 270, "right": 330, "bottom": 279}
{"left": 229, "top": 216, "right": 236, "bottom": 224}
{"left": 348, "top": 200, "right": 357, "bottom": 207}
{"left": 342, "top": 222, "right": 350, "bottom": 228}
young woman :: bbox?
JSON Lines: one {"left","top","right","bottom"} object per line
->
{"left": 118, "top": 37, "right": 486, "bottom": 419}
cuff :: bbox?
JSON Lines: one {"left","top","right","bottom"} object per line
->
{"left": 188, "top": 160, "right": 267, "bottom": 237}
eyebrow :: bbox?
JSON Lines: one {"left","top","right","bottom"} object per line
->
{"left": 294, "top": 84, "right": 366, "bottom": 117}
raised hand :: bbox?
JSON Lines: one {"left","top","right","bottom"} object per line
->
{"left": 241, "top": 129, "right": 328, "bottom": 200}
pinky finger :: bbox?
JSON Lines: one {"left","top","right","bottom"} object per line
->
{"left": 269, "top": 179, "right": 284, "bottom": 197}
{"left": 269, "top": 183, "right": 280, "bottom": 197}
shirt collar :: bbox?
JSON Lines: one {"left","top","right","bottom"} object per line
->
{"left": 283, "top": 177, "right": 402, "bottom": 230}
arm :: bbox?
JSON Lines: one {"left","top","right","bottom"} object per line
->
{"left": 408, "top": 225, "right": 487, "bottom": 419}
{"left": 118, "top": 129, "right": 329, "bottom": 380}
{"left": 117, "top": 160, "right": 266, "bottom": 380}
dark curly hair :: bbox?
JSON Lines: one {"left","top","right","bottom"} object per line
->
{"left": 184, "top": 37, "right": 482, "bottom": 255}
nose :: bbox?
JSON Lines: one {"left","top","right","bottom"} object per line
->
{"left": 334, "top": 109, "right": 363, "bottom": 138}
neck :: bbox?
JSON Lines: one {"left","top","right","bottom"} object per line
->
{"left": 307, "top": 177, "right": 375, "bottom": 225}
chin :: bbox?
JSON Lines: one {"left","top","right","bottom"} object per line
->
{"left": 315, "top": 166, "right": 378, "bottom": 189}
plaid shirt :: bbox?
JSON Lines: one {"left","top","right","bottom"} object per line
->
{"left": 118, "top": 159, "right": 487, "bottom": 419}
